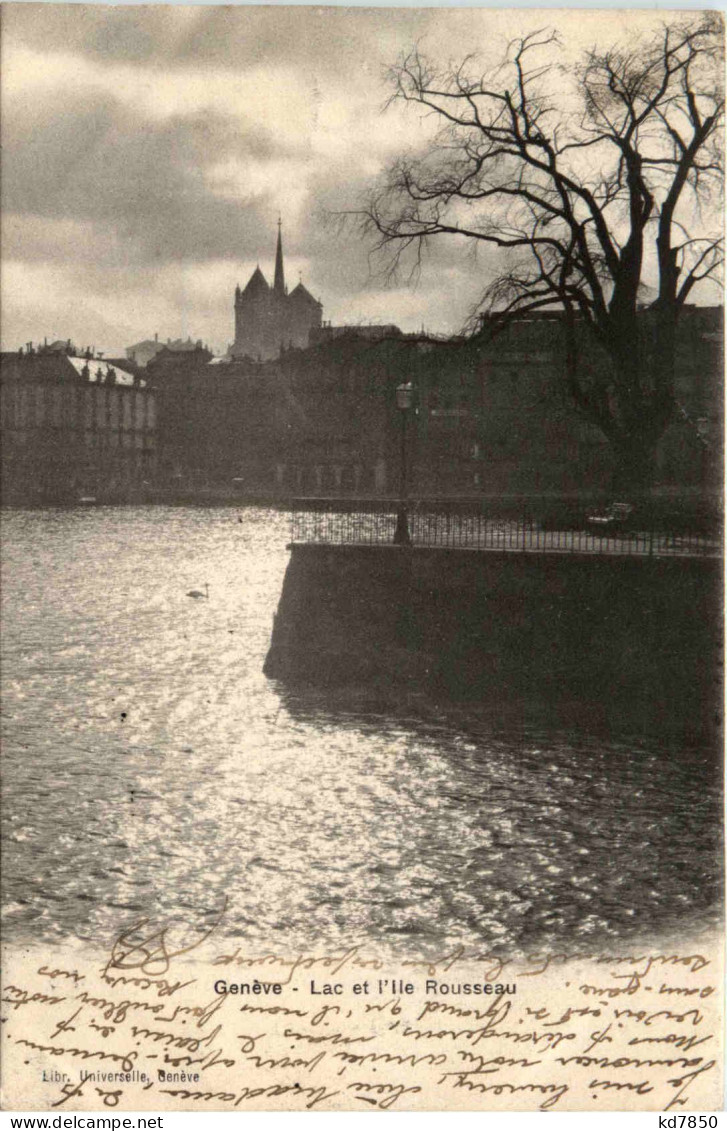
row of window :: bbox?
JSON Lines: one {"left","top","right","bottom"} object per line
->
{"left": 6, "top": 429, "right": 156, "bottom": 450}
{"left": 0, "top": 383, "right": 156, "bottom": 432}
{"left": 274, "top": 463, "right": 379, "bottom": 491}
{"left": 5, "top": 448, "right": 157, "bottom": 470}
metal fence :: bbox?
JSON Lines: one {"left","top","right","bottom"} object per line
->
{"left": 290, "top": 497, "right": 721, "bottom": 558}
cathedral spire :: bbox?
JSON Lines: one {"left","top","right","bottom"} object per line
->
{"left": 273, "top": 216, "right": 285, "bottom": 296}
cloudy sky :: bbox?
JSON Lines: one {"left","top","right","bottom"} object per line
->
{"left": 1, "top": 4, "right": 712, "bottom": 355}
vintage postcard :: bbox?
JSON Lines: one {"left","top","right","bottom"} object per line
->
{"left": 1, "top": 2, "right": 724, "bottom": 1115}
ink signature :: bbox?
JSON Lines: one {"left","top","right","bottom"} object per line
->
{"left": 106, "top": 898, "right": 228, "bottom": 976}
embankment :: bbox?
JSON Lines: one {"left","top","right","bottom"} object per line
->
{"left": 264, "top": 544, "right": 721, "bottom": 733}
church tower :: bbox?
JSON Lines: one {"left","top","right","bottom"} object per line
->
{"left": 273, "top": 218, "right": 285, "bottom": 297}
{"left": 231, "top": 223, "right": 323, "bottom": 361}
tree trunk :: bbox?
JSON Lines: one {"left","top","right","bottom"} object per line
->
{"left": 610, "top": 437, "right": 655, "bottom": 497}
{"left": 603, "top": 314, "right": 674, "bottom": 499}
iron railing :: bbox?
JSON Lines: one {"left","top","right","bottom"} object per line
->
{"left": 290, "top": 497, "right": 720, "bottom": 558}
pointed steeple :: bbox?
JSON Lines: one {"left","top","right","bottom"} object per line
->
{"left": 273, "top": 216, "right": 285, "bottom": 297}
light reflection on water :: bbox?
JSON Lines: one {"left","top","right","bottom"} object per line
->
{"left": 1, "top": 506, "right": 721, "bottom": 955}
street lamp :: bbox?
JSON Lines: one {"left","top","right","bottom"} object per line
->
{"left": 394, "top": 381, "right": 414, "bottom": 546}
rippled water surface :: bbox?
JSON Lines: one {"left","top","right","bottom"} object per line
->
{"left": 1, "top": 506, "right": 722, "bottom": 955}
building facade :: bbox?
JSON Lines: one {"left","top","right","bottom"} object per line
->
{"left": 1, "top": 348, "right": 157, "bottom": 504}
{"left": 126, "top": 335, "right": 212, "bottom": 368}
{"left": 152, "top": 306, "right": 722, "bottom": 502}
{"left": 230, "top": 222, "right": 323, "bottom": 361}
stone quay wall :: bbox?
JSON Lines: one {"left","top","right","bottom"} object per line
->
{"left": 264, "top": 543, "right": 722, "bottom": 735}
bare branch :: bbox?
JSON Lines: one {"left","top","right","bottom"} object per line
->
{"left": 340, "top": 16, "right": 724, "bottom": 488}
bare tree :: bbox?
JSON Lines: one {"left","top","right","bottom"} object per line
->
{"left": 357, "top": 17, "right": 724, "bottom": 492}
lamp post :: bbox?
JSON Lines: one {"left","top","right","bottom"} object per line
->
{"left": 394, "top": 381, "right": 414, "bottom": 546}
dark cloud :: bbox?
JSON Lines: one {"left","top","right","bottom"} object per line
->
{"left": 4, "top": 4, "right": 433, "bottom": 74}
{"left": 295, "top": 163, "right": 500, "bottom": 333}
{"left": 2, "top": 87, "right": 303, "bottom": 266}
{"left": 0, "top": 4, "right": 535, "bottom": 348}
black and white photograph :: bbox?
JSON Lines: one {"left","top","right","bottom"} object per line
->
{"left": 0, "top": 2, "right": 724, "bottom": 1114}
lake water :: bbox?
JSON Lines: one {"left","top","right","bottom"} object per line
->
{"left": 1, "top": 506, "right": 722, "bottom": 957}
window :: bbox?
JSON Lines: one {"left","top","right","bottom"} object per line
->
{"left": 50, "top": 387, "right": 63, "bottom": 426}
{"left": 34, "top": 386, "right": 46, "bottom": 426}
{"left": 95, "top": 387, "right": 107, "bottom": 430}
{"left": 109, "top": 390, "right": 120, "bottom": 430}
